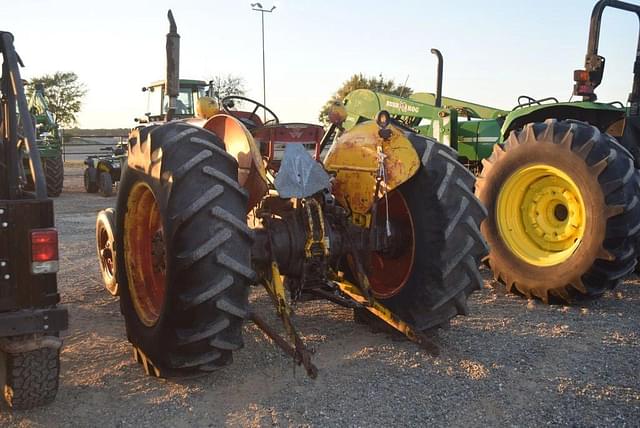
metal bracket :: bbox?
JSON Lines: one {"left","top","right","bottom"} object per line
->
{"left": 255, "top": 261, "right": 318, "bottom": 378}
{"left": 335, "top": 280, "right": 440, "bottom": 357}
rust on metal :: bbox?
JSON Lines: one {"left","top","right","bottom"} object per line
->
{"left": 336, "top": 280, "right": 440, "bottom": 357}
{"left": 249, "top": 311, "right": 318, "bottom": 378}
{"left": 324, "top": 121, "right": 420, "bottom": 215}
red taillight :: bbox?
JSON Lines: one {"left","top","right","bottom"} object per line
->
{"left": 31, "top": 228, "right": 58, "bottom": 262}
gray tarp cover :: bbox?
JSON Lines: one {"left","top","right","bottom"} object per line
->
{"left": 274, "top": 144, "right": 331, "bottom": 198}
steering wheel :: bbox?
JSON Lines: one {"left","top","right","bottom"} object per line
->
{"left": 221, "top": 96, "right": 279, "bottom": 129}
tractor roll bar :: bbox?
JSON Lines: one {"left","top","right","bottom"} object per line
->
{"left": 584, "top": 0, "right": 640, "bottom": 113}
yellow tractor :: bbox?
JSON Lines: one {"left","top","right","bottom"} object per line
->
{"left": 96, "top": 11, "right": 487, "bottom": 377}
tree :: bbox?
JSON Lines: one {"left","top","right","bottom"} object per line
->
{"left": 207, "top": 74, "right": 246, "bottom": 105}
{"left": 26, "top": 72, "right": 87, "bottom": 127}
{"left": 319, "top": 73, "right": 412, "bottom": 124}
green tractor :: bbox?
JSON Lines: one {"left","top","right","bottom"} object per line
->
{"left": 23, "top": 83, "right": 64, "bottom": 197}
{"left": 333, "top": 0, "right": 640, "bottom": 303}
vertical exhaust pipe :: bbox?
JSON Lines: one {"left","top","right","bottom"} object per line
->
{"left": 430, "top": 48, "right": 443, "bottom": 108}
{"left": 165, "top": 10, "right": 180, "bottom": 121}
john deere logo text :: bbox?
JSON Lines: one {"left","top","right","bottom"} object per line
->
{"left": 385, "top": 100, "right": 419, "bottom": 114}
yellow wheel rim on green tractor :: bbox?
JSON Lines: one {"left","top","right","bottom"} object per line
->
{"left": 496, "top": 164, "right": 586, "bottom": 267}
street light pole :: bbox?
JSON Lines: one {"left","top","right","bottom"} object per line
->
{"left": 251, "top": 3, "right": 276, "bottom": 121}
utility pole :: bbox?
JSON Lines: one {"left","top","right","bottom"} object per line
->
{"left": 251, "top": 3, "right": 276, "bottom": 121}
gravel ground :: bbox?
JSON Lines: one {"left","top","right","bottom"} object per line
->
{"left": 1, "top": 164, "right": 638, "bottom": 427}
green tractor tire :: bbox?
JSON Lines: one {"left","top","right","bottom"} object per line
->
{"left": 43, "top": 155, "right": 64, "bottom": 197}
{"left": 476, "top": 119, "right": 640, "bottom": 303}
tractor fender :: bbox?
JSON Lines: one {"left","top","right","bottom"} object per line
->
{"left": 324, "top": 121, "right": 420, "bottom": 216}
{"left": 203, "top": 114, "right": 268, "bottom": 211}
{"left": 501, "top": 102, "right": 626, "bottom": 140}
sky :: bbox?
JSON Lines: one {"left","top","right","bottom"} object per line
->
{"left": 3, "top": 0, "right": 639, "bottom": 128}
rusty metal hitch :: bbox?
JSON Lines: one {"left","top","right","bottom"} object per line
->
{"left": 249, "top": 310, "right": 318, "bottom": 379}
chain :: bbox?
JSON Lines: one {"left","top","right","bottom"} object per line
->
{"left": 377, "top": 146, "right": 391, "bottom": 237}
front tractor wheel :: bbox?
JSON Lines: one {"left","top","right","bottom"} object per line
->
{"left": 96, "top": 208, "right": 118, "bottom": 296}
{"left": 476, "top": 119, "right": 640, "bottom": 302}
{"left": 115, "top": 122, "right": 253, "bottom": 377}
{"left": 355, "top": 135, "right": 489, "bottom": 331}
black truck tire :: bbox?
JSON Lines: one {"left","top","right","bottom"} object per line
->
{"left": 84, "top": 167, "right": 98, "bottom": 193}
{"left": 355, "top": 134, "right": 488, "bottom": 331}
{"left": 99, "top": 172, "right": 113, "bottom": 197}
{"left": 115, "top": 122, "right": 253, "bottom": 377}
{"left": 476, "top": 119, "right": 640, "bottom": 302}
{"left": 96, "top": 208, "right": 118, "bottom": 296}
{"left": 43, "top": 155, "right": 64, "bottom": 197}
{"left": 1, "top": 347, "right": 60, "bottom": 410}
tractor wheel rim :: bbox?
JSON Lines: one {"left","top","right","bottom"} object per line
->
{"left": 98, "top": 229, "right": 114, "bottom": 279}
{"left": 368, "top": 191, "right": 415, "bottom": 298}
{"left": 496, "top": 164, "right": 586, "bottom": 267}
{"left": 124, "top": 182, "right": 167, "bottom": 327}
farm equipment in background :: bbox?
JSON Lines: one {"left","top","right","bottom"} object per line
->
{"left": 23, "top": 82, "right": 64, "bottom": 197}
{"left": 83, "top": 144, "right": 126, "bottom": 197}
{"left": 0, "top": 31, "right": 67, "bottom": 409}
{"left": 139, "top": 79, "right": 210, "bottom": 123}
{"left": 337, "top": 0, "right": 640, "bottom": 304}
{"left": 95, "top": 10, "right": 488, "bottom": 378}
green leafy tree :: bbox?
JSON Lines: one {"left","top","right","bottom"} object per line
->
{"left": 207, "top": 74, "right": 246, "bottom": 105}
{"left": 26, "top": 72, "right": 87, "bottom": 127}
{"left": 319, "top": 73, "right": 412, "bottom": 124}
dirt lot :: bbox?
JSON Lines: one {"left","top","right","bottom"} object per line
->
{"left": 1, "top": 164, "right": 639, "bottom": 427}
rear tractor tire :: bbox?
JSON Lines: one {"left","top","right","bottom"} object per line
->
{"left": 352, "top": 135, "right": 489, "bottom": 331}
{"left": 96, "top": 208, "right": 118, "bottom": 296}
{"left": 115, "top": 122, "right": 253, "bottom": 377}
{"left": 43, "top": 155, "right": 64, "bottom": 197}
{"left": 476, "top": 119, "right": 640, "bottom": 303}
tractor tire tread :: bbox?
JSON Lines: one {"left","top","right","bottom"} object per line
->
{"left": 477, "top": 119, "right": 640, "bottom": 302}
{"left": 118, "top": 123, "right": 251, "bottom": 376}
{"left": 43, "top": 155, "right": 64, "bottom": 197}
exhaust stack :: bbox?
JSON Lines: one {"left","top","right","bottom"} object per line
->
{"left": 430, "top": 48, "right": 443, "bottom": 108}
{"left": 165, "top": 10, "right": 180, "bottom": 121}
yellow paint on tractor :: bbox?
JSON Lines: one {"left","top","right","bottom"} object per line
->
{"left": 195, "top": 96, "right": 220, "bottom": 120}
{"left": 324, "top": 121, "right": 420, "bottom": 216}
{"left": 496, "top": 164, "right": 586, "bottom": 267}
